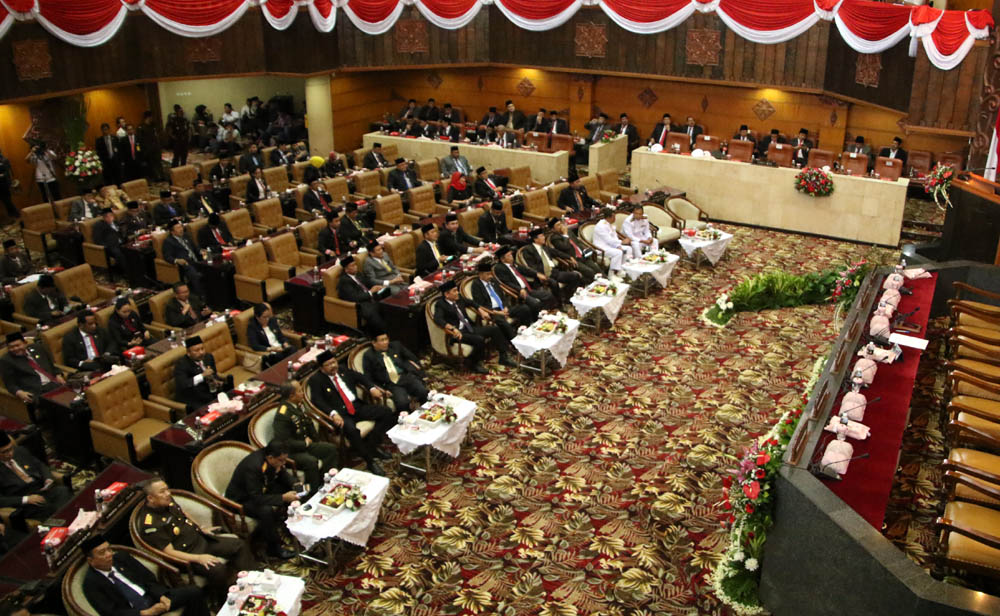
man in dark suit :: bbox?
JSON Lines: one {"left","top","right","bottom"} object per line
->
{"left": 307, "top": 351, "right": 394, "bottom": 475}
{"left": 363, "top": 332, "right": 428, "bottom": 411}
{"left": 648, "top": 113, "right": 676, "bottom": 148}
{"left": 69, "top": 190, "right": 102, "bottom": 222}
{"left": 527, "top": 109, "right": 549, "bottom": 133}
{"left": 270, "top": 381, "right": 338, "bottom": 495}
{"left": 732, "top": 124, "right": 756, "bottom": 148}
{"left": 1, "top": 239, "right": 33, "bottom": 283}
{"left": 473, "top": 166, "right": 506, "bottom": 201}
{"left": 247, "top": 303, "right": 294, "bottom": 368}
{"left": 363, "top": 143, "right": 390, "bottom": 170}
{"left": 188, "top": 183, "right": 222, "bottom": 218}
{"left": 438, "top": 118, "right": 461, "bottom": 143}
{"left": 174, "top": 335, "right": 232, "bottom": 411}
{"left": 95, "top": 123, "right": 119, "bottom": 186}
{"left": 22, "top": 274, "right": 71, "bottom": 323}
{"left": 0, "top": 430, "right": 71, "bottom": 526}
{"left": 682, "top": 116, "right": 703, "bottom": 148}
{"left": 81, "top": 536, "right": 210, "bottom": 616}
{"left": 338, "top": 203, "right": 368, "bottom": 251}
{"left": 521, "top": 228, "right": 582, "bottom": 303}
{"left": 336, "top": 255, "right": 388, "bottom": 335}
{"left": 757, "top": 128, "right": 785, "bottom": 158}
{"left": 501, "top": 100, "right": 526, "bottom": 131}
{"left": 439, "top": 213, "right": 482, "bottom": 257}
{"left": 433, "top": 280, "right": 514, "bottom": 374}
{"left": 162, "top": 220, "right": 205, "bottom": 296}
{"left": 492, "top": 246, "right": 554, "bottom": 311}
{"left": 791, "top": 128, "right": 814, "bottom": 167}
{"left": 440, "top": 103, "right": 460, "bottom": 125}
{"left": 399, "top": 99, "right": 419, "bottom": 123}
{"left": 302, "top": 179, "right": 333, "bottom": 215}
{"left": 164, "top": 283, "right": 212, "bottom": 329}
{"left": 492, "top": 126, "right": 519, "bottom": 149}
{"left": 269, "top": 144, "right": 294, "bottom": 168}
{"left": 153, "top": 190, "right": 186, "bottom": 228}
{"left": 548, "top": 218, "right": 600, "bottom": 282}
{"left": 238, "top": 144, "right": 264, "bottom": 174}
{"left": 879, "top": 136, "right": 907, "bottom": 167}
{"left": 585, "top": 113, "right": 610, "bottom": 145}
{"left": 480, "top": 107, "right": 501, "bottom": 130}
{"left": 62, "top": 311, "right": 118, "bottom": 372}
{"left": 418, "top": 98, "right": 441, "bottom": 122}
{"left": 209, "top": 156, "right": 238, "bottom": 184}
{"left": 317, "top": 211, "right": 344, "bottom": 260}
{"left": 468, "top": 260, "right": 536, "bottom": 342}
{"left": 613, "top": 113, "right": 640, "bottom": 154}
{"left": 0, "top": 332, "right": 65, "bottom": 404}
{"left": 92, "top": 207, "right": 124, "bottom": 266}
{"left": 418, "top": 120, "right": 437, "bottom": 140}
{"left": 121, "top": 201, "right": 152, "bottom": 237}
{"left": 245, "top": 167, "right": 268, "bottom": 205}
{"left": 223, "top": 442, "right": 298, "bottom": 558}
{"left": 547, "top": 110, "right": 569, "bottom": 135}
{"left": 415, "top": 224, "right": 445, "bottom": 278}
{"left": 387, "top": 158, "right": 421, "bottom": 193}
{"left": 118, "top": 124, "right": 142, "bottom": 182}
{"left": 321, "top": 151, "right": 346, "bottom": 177}
{"left": 403, "top": 119, "right": 422, "bottom": 138}
{"left": 557, "top": 174, "right": 600, "bottom": 214}
{"left": 196, "top": 213, "right": 232, "bottom": 254}
{"left": 477, "top": 200, "right": 512, "bottom": 244}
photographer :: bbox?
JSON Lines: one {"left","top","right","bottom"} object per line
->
{"left": 25, "top": 143, "right": 59, "bottom": 202}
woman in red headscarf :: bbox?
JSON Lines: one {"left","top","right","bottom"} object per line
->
{"left": 446, "top": 171, "right": 474, "bottom": 204}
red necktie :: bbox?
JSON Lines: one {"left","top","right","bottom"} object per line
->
{"left": 317, "top": 191, "right": 327, "bottom": 206}
{"left": 333, "top": 376, "right": 356, "bottom": 415}
{"left": 569, "top": 238, "right": 582, "bottom": 258}
{"left": 486, "top": 178, "right": 500, "bottom": 196}
{"left": 212, "top": 228, "right": 225, "bottom": 244}
{"left": 25, "top": 355, "right": 54, "bottom": 382}
{"left": 659, "top": 127, "right": 667, "bottom": 146}
{"left": 130, "top": 137, "right": 135, "bottom": 157}
{"left": 88, "top": 335, "right": 98, "bottom": 358}
{"left": 510, "top": 265, "right": 531, "bottom": 290}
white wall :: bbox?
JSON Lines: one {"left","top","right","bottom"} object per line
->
{"left": 156, "top": 76, "right": 307, "bottom": 119}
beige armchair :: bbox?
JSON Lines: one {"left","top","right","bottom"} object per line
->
{"left": 63, "top": 545, "right": 183, "bottom": 616}
{"left": 121, "top": 178, "right": 153, "bottom": 202}
{"left": 297, "top": 218, "right": 328, "bottom": 257}
{"left": 227, "top": 174, "right": 252, "bottom": 210}
{"left": 546, "top": 182, "right": 570, "bottom": 208}
{"left": 507, "top": 166, "right": 542, "bottom": 191}
{"left": 353, "top": 170, "right": 389, "bottom": 200}
{"left": 252, "top": 198, "right": 297, "bottom": 232}
{"left": 665, "top": 197, "right": 709, "bottom": 230}
{"left": 579, "top": 175, "right": 608, "bottom": 203}
{"left": 263, "top": 167, "right": 289, "bottom": 194}
{"left": 145, "top": 346, "right": 188, "bottom": 414}
{"left": 374, "top": 193, "right": 411, "bottom": 231}
{"left": 641, "top": 204, "right": 683, "bottom": 246}
{"left": 86, "top": 370, "right": 175, "bottom": 464}
{"left": 152, "top": 232, "right": 181, "bottom": 286}
{"left": 195, "top": 158, "right": 219, "bottom": 181}
{"left": 232, "top": 242, "right": 292, "bottom": 304}
{"left": 200, "top": 321, "right": 256, "bottom": 385}
{"left": 407, "top": 184, "right": 450, "bottom": 219}
{"left": 146, "top": 289, "right": 174, "bottom": 339}
{"left": 597, "top": 170, "right": 622, "bottom": 202}
{"left": 78, "top": 217, "right": 112, "bottom": 275}
{"left": 413, "top": 158, "right": 441, "bottom": 181}
{"left": 54, "top": 263, "right": 116, "bottom": 305}
{"left": 39, "top": 318, "right": 84, "bottom": 374}
{"left": 10, "top": 282, "right": 39, "bottom": 329}
{"left": 323, "top": 176, "right": 350, "bottom": 202}
{"left": 231, "top": 308, "right": 304, "bottom": 361}
{"left": 191, "top": 441, "right": 258, "bottom": 534}
{"left": 170, "top": 164, "right": 200, "bottom": 193}
{"left": 576, "top": 221, "right": 610, "bottom": 270}
{"left": 425, "top": 298, "right": 474, "bottom": 364}
{"left": 264, "top": 231, "right": 318, "bottom": 276}
{"left": 522, "top": 188, "right": 565, "bottom": 224}
{"left": 322, "top": 264, "right": 358, "bottom": 328}
{"left": 222, "top": 208, "right": 266, "bottom": 243}
{"left": 20, "top": 203, "right": 61, "bottom": 263}
{"left": 249, "top": 404, "right": 332, "bottom": 451}
{"left": 382, "top": 232, "right": 417, "bottom": 277}
{"left": 0, "top": 346, "right": 31, "bottom": 424}
{"left": 291, "top": 161, "right": 311, "bottom": 184}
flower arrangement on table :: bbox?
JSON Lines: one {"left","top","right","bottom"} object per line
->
{"left": 829, "top": 259, "right": 871, "bottom": 308}
{"left": 641, "top": 250, "right": 673, "bottom": 264}
{"left": 321, "top": 483, "right": 367, "bottom": 511}
{"left": 588, "top": 280, "right": 619, "bottom": 296}
{"left": 924, "top": 163, "right": 954, "bottom": 209}
{"left": 712, "top": 356, "right": 825, "bottom": 615}
{"left": 695, "top": 228, "right": 722, "bottom": 241}
{"left": 64, "top": 144, "right": 103, "bottom": 179}
{"left": 599, "top": 129, "right": 616, "bottom": 143}
{"left": 419, "top": 402, "right": 458, "bottom": 424}
{"left": 793, "top": 167, "right": 834, "bottom": 197}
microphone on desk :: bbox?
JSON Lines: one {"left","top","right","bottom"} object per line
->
{"left": 811, "top": 452, "right": 871, "bottom": 480}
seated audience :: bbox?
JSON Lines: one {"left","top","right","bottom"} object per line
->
{"left": 1, "top": 240, "right": 32, "bottom": 283}
{"left": 363, "top": 143, "right": 390, "bottom": 170}
{"left": 338, "top": 203, "right": 369, "bottom": 250}
{"left": 621, "top": 203, "right": 655, "bottom": 259}
{"left": 548, "top": 218, "right": 600, "bottom": 282}
{"left": 269, "top": 143, "right": 294, "bottom": 169}
{"left": 434, "top": 279, "right": 514, "bottom": 374}
{"left": 69, "top": 190, "right": 101, "bottom": 222}
{"left": 521, "top": 228, "right": 583, "bottom": 302}
{"left": 592, "top": 207, "right": 628, "bottom": 280}
{"left": 92, "top": 207, "right": 124, "bottom": 266}
{"left": 527, "top": 108, "right": 549, "bottom": 133}
{"left": 790, "top": 128, "right": 813, "bottom": 166}
{"left": 732, "top": 124, "right": 756, "bottom": 147}
{"left": 317, "top": 210, "right": 344, "bottom": 259}
{"left": 387, "top": 158, "right": 421, "bottom": 194}
{"left": 121, "top": 200, "right": 153, "bottom": 237}
{"left": 363, "top": 332, "right": 428, "bottom": 411}
{"left": 473, "top": 167, "right": 506, "bottom": 200}
{"left": 879, "top": 136, "right": 908, "bottom": 166}
{"left": 613, "top": 113, "right": 640, "bottom": 152}
{"left": 165, "top": 282, "right": 212, "bottom": 329}
{"left": 153, "top": 190, "right": 186, "bottom": 227}
{"left": 62, "top": 310, "right": 118, "bottom": 372}
{"left": 648, "top": 113, "right": 675, "bottom": 147}
{"left": 438, "top": 118, "right": 461, "bottom": 143}
{"left": 0, "top": 332, "right": 65, "bottom": 403}
{"left": 548, "top": 110, "right": 568, "bottom": 135}
{"left": 493, "top": 246, "right": 554, "bottom": 311}
{"left": 415, "top": 224, "right": 445, "bottom": 278}
{"left": 558, "top": 174, "right": 599, "bottom": 214}
{"left": 439, "top": 212, "right": 482, "bottom": 256}
{"left": 302, "top": 179, "right": 333, "bottom": 215}
{"left": 238, "top": 144, "right": 264, "bottom": 174}
{"left": 336, "top": 255, "right": 389, "bottom": 335}
{"left": 477, "top": 200, "right": 512, "bottom": 245}
{"left": 321, "top": 151, "right": 346, "bottom": 177}
{"left": 440, "top": 146, "right": 473, "bottom": 177}
{"left": 418, "top": 119, "right": 437, "bottom": 139}
{"left": 174, "top": 335, "right": 233, "bottom": 411}
{"left": 469, "top": 259, "right": 537, "bottom": 341}
{"left": 196, "top": 213, "right": 233, "bottom": 254}
{"left": 445, "top": 172, "right": 474, "bottom": 205}
{"left": 682, "top": 116, "right": 703, "bottom": 147}
{"left": 188, "top": 183, "right": 222, "bottom": 217}
{"left": 419, "top": 98, "right": 440, "bottom": 122}
{"left": 245, "top": 167, "right": 269, "bottom": 205}
{"left": 757, "top": 128, "right": 785, "bottom": 158}
{"left": 0, "top": 430, "right": 71, "bottom": 524}
{"left": 107, "top": 297, "right": 150, "bottom": 351}
{"left": 98, "top": 185, "right": 128, "bottom": 213}
{"left": 501, "top": 100, "right": 526, "bottom": 130}
{"left": 247, "top": 303, "right": 294, "bottom": 368}
{"left": 362, "top": 241, "right": 407, "bottom": 295}
{"left": 271, "top": 380, "right": 338, "bottom": 494}
{"left": 23, "top": 274, "right": 71, "bottom": 323}
{"left": 493, "top": 125, "right": 519, "bottom": 148}
{"left": 162, "top": 219, "right": 205, "bottom": 296}
{"left": 209, "top": 156, "right": 238, "bottom": 184}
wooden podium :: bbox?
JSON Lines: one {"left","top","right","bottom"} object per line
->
{"left": 932, "top": 174, "right": 1000, "bottom": 265}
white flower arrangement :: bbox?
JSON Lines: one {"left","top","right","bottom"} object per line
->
{"left": 715, "top": 293, "right": 735, "bottom": 313}
{"left": 64, "top": 145, "right": 103, "bottom": 179}
{"left": 744, "top": 558, "right": 758, "bottom": 572}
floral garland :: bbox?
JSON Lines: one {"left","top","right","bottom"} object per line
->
{"left": 711, "top": 355, "right": 827, "bottom": 615}
{"left": 924, "top": 164, "right": 954, "bottom": 210}
{"left": 793, "top": 167, "right": 834, "bottom": 197}
{"left": 64, "top": 144, "right": 103, "bottom": 179}
{"left": 828, "top": 259, "right": 870, "bottom": 307}
{"left": 599, "top": 129, "right": 616, "bottom": 144}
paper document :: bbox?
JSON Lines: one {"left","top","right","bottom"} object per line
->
{"left": 889, "top": 333, "right": 928, "bottom": 351}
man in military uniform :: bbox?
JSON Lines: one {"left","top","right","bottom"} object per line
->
{"left": 136, "top": 479, "right": 255, "bottom": 600}
{"left": 224, "top": 442, "right": 297, "bottom": 560}
{"left": 271, "top": 381, "right": 338, "bottom": 494}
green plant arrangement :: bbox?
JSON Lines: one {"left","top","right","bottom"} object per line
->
{"left": 711, "top": 356, "right": 826, "bottom": 615}
{"left": 794, "top": 167, "right": 834, "bottom": 197}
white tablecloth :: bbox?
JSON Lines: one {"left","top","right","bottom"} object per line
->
{"left": 285, "top": 468, "right": 389, "bottom": 549}
{"left": 570, "top": 280, "right": 630, "bottom": 324}
{"left": 387, "top": 394, "right": 477, "bottom": 458}
{"left": 677, "top": 231, "right": 733, "bottom": 265}
{"left": 510, "top": 316, "right": 581, "bottom": 367}
{"left": 622, "top": 252, "right": 680, "bottom": 286}
{"left": 216, "top": 574, "right": 304, "bottom": 616}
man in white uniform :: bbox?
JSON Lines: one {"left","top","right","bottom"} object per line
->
{"left": 592, "top": 208, "right": 629, "bottom": 280}
{"left": 620, "top": 204, "right": 655, "bottom": 259}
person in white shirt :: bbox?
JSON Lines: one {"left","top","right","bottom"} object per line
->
{"left": 26, "top": 144, "right": 60, "bottom": 202}
{"left": 220, "top": 102, "right": 240, "bottom": 127}
{"left": 591, "top": 208, "right": 629, "bottom": 279}
{"left": 621, "top": 204, "right": 655, "bottom": 259}
{"left": 114, "top": 116, "right": 127, "bottom": 138}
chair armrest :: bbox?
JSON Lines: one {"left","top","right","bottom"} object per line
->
{"left": 236, "top": 343, "right": 265, "bottom": 356}
{"left": 523, "top": 212, "right": 547, "bottom": 224}
{"left": 298, "top": 252, "right": 319, "bottom": 267}
{"left": 252, "top": 223, "right": 272, "bottom": 236}
{"left": 234, "top": 275, "right": 265, "bottom": 304}
{"left": 56, "top": 363, "right": 76, "bottom": 375}
{"left": 282, "top": 216, "right": 299, "bottom": 227}
{"left": 323, "top": 296, "right": 358, "bottom": 328}
{"left": 301, "top": 246, "right": 322, "bottom": 257}
{"left": 143, "top": 400, "right": 175, "bottom": 423}
{"left": 948, "top": 419, "right": 1000, "bottom": 447}
{"left": 950, "top": 302, "right": 1000, "bottom": 325}
{"left": 402, "top": 213, "right": 422, "bottom": 224}
{"left": 283, "top": 330, "right": 305, "bottom": 348}
{"left": 548, "top": 206, "right": 568, "bottom": 218}
{"left": 0, "top": 389, "right": 30, "bottom": 424}
{"left": 13, "top": 313, "right": 39, "bottom": 328}
{"left": 149, "top": 394, "right": 188, "bottom": 412}
{"left": 146, "top": 322, "right": 169, "bottom": 340}
{"left": 82, "top": 243, "right": 109, "bottom": 267}
{"left": 510, "top": 217, "right": 531, "bottom": 230}
{"left": 169, "top": 185, "right": 189, "bottom": 193}
{"left": 952, "top": 336, "right": 1000, "bottom": 361}
{"left": 89, "top": 419, "right": 134, "bottom": 463}
{"left": 95, "top": 284, "right": 117, "bottom": 300}
{"left": 943, "top": 470, "right": 1000, "bottom": 502}
{"left": 948, "top": 371, "right": 1000, "bottom": 397}
{"left": 374, "top": 221, "right": 397, "bottom": 233}
{"left": 953, "top": 281, "right": 1000, "bottom": 303}
{"left": 267, "top": 263, "right": 294, "bottom": 280}
{"left": 936, "top": 516, "right": 1000, "bottom": 551}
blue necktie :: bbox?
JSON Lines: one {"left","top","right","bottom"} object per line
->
{"left": 485, "top": 282, "right": 503, "bottom": 310}
{"left": 109, "top": 570, "right": 152, "bottom": 610}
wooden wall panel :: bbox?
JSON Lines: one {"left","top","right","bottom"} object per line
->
{"left": 822, "top": 26, "right": 915, "bottom": 112}
{"left": 908, "top": 42, "right": 988, "bottom": 133}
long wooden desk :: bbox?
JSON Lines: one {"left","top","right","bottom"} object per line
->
{"left": 362, "top": 132, "right": 570, "bottom": 183}
{"left": 630, "top": 148, "right": 908, "bottom": 246}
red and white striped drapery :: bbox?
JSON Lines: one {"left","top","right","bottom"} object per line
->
{"left": 0, "top": 0, "right": 991, "bottom": 70}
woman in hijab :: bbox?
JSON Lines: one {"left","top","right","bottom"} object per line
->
{"left": 446, "top": 171, "right": 474, "bottom": 205}
{"left": 107, "top": 297, "right": 150, "bottom": 349}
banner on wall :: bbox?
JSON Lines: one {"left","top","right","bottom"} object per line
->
{"left": 0, "top": 0, "right": 991, "bottom": 71}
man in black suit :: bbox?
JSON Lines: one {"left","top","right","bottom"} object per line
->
{"left": 879, "top": 136, "right": 908, "bottom": 167}
{"left": 495, "top": 126, "right": 521, "bottom": 149}
{"left": 438, "top": 118, "right": 461, "bottom": 143}
{"left": 790, "top": 128, "right": 814, "bottom": 167}
{"left": 415, "top": 224, "right": 445, "bottom": 278}
{"left": 403, "top": 119, "right": 422, "bottom": 138}
{"left": 473, "top": 166, "right": 506, "bottom": 201}
{"left": 92, "top": 207, "right": 124, "bottom": 266}
{"left": 585, "top": 113, "right": 610, "bottom": 145}
{"left": 757, "top": 128, "right": 785, "bottom": 158}
{"left": 121, "top": 201, "right": 152, "bottom": 237}
{"left": 547, "top": 110, "right": 569, "bottom": 135}
{"left": 363, "top": 332, "right": 428, "bottom": 411}
{"left": 501, "top": 100, "right": 526, "bottom": 131}
{"left": 477, "top": 200, "right": 512, "bottom": 244}
{"left": 22, "top": 274, "right": 71, "bottom": 323}
{"left": 648, "top": 113, "right": 676, "bottom": 148}
{"left": 480, "top": 107, "right": 501, "bottom": 130}
{"left": 223, "top": 442, "right": 297, "bottom": 559}
{"left": 118, "top": 124, "right": 142, "bottom": 182}
{"left": 418, "top": 98, "right": 441, "bottom": 122}
{"left": 399, "top": 99, "right": 419, "bottom": 123}
{"left": 209, "top": 156, "right": 238, "bottom": 184}
{"left": 302, "top": 179, "right": 333, "bottom": 215}
{"left": 174, "top": 335, "right": 232, "bottom": 411}
{"left": 0, "top": 430, "right": 71, "bottom": 526}
{"left": 468, "top": 259, "right": 537, "bottom": 342}
{"left": 95, "top": 123, "right": 119, "bottom": 186}
{"left": 164, "top": 282, "right": 212, "bottom": 329}
{"left": 527, "top": 108, "right": 549, "bottom": 133}
{"left": 363, "top": 143, "right": 390, "bottom": 170}
{"left": 81, "top": 536, "right": 210, "bottom": 616}
{"left": 238, "top": 144, "right": 264, "bottom": 174}
{"left": 548, "top": 218, "right": 600, "bottom": 282}
{"left": 69, "top": 190, "right": 102, "bottom": 222}
{"left": 338, "top": 203, "right": 368, "bottom": 251}
{"left": 245, "top": 167, "right": 268, "bottom": 205}
{"left": 439, "top": 213, "right": 483, "bottom": 257}
{"left": 196, "top": 213, "right": 232, "bottom": 255}
{"left": 521, "top": 228, "right": 582, "bottom": 303}
{"left": 317, "top": 210, "right": 344, "bottom": 259}
{"left": 732, "top": 124, "right": 756, "bottom": 148}
{"left": 613, "top": 113, "right": 640, "bottom": 154}
{"left": 557, "top": 174, "right": 600, "bottom": 214}
{"left": 1, "top": 239, "right": 32, "bottom": 283}
{"left": 682, "top": 116, "right": 703, "bottom": 148}
{"left": 336, "top": 255, "right": 388, "bottom": 335}
{"left": 492, "top": 246, "right": 554, "bottom": 311}
{"left": 387, "top": 158, "right": 421, "bottom": 194}
{"left": 62, "top": 311, "right": 118, "bottom": 372}
{"left": 153, "top": 190, "right": 186, "bottom": 228}
{"left": 307, "top": 351, "right": 394, "bottom": 475}
{"left": 440, "top": 103, "right": 460, "bottom": 125}
{"left": 162, "top": 220, "right": 204, "bottom": 296}
{"left": 433, "top": 280, "right": 514, "bottom": 374}
{"left": 0, "top": 332, "right": 65, "bottom": 404}
{"left": 418, "top": 120, "right": 437, "bottom": 140}
{"left": 188, "top": 183, "right": 222, "bottom": 218}
{"left": 321, "top": 151, "right": 345, "bottom": 178}
{"left": 247, "top": 303, "right": 294, "bottom": 368}
{"left": 269, "top": 143, "right": 294, "bottom": 168}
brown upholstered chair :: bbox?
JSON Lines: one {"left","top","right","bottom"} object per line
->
{"left": 222, "top": 208, "right": 266, "bottom": 242}
{"left": 323, "top": 177, "right": 350, "bottom": 202}
{"left": 52, "top": 197, "right": 76, "bottom": 222}
{"left": 458, "top": 207, "right": 483, "bottom": 238}
{"left": 298, "top": 218, "right": 327, "bottom": 257}
{"left": 322, "top": 264, "right": 358, "bottom": 328}
{"left": 352, "top": 147, "right": 369, "bottom": 169}
{"left": 10, "top": 282, "right": 40, "bottom": 328}
{"left": 942, "top": 448, "right": 1000, "bottom": 510}
{"left": 694, "top": 134, "right": 720, "bottom": 152}
{"left": 382, "top": 232, "right": 418, "bottom": 276}
{"left": 252, "top": 198, "right": 297, "bottom": 230}
{"left": 874, "top": 156, "right": 903, "bottom": 181}
{"left": 264, "top": 231, "right": 318, "bottom": 276}
{"left": 548, "top": 134, "right": 574, "bottom": 153}
{"left": 39, "top": 319, "right": 81, "bottom": 374}
{"left": 263, "top": 166, "right": 290, "bottom": 194}
{"left": 354, "top": 170, "right": 388, "bottom": 200}
{"left": 768, "top": 142, "right": 794, "bottom": 167}
{"left": 78, "top": 217, "right": 112, "bottom": 275}
{"left": 664, "top": 198, "right": 709, "bottom": 231}
{"left": 935, "top": 500, "right": 1000, "bottom": 581}
{"left": 500, "top": 197, "right": 530, "bottom": 231}
{"left": 187, "top": 218, "right": 209, "bottom": 250}
{"left": 546, "top": 182, "right": 570, "bottom": 208}
{"left": 578, "top": 175, "right": 603, "bottom": 202}
{"left": 728, "top": 139, "right": 754, "bottom": 163}
{"left": 413, "top": 159, "right": 440, "bottom": 181}
{"left": 20, "top": 203, "right": 60, "bottom": 263}
{"left": 200, "top": 321, "right": 255, "bottom": 385}
{"left": 231, "top": 309, "right": 303, "bottom": 361}
{"left": 522, "top": 188, "right": 564, "bottom": 223}
{"left": 232, "top": 242, "right": 292, "bottom": 304}
{"left": 54, "top": 264, "right": 115, "bottom": 305}
{"left": 170, "top": 164, "right": 200, "bottom": 193}
{"left": 664, "top": 132, "right": 691, "bottom": 153}
{"left": 86, "top": 370, "right": 174, "bottom": 464}
{"left": 152, "top": 231, "right": 181, "bottom": 286}
{"left": 374, "top": 193, "right": 411, "bottom": 231}
{"left": 508, "top": 166, "right": 542, "bottom": 191}
{"left": 938, "top": 152, "right": 966, "bottom": 171}
{"left": 0, "top": 346, "right": 31, "bottom": 423}
{"left": 261, "top": 146, "right": 277, "bottom": 165}
{"left": 146, "top": 289, "right": 174, "bottom": 339}
{"left": 63, "top": 546, "right": 183, "bottom": 616}
{"left": 144, "top": 346, "right": 187, "bottom": 413}
{"left": 227, "top": 174, "right": 252, "bottom": 209}
{"left": 524, "top": 132, "right": 549, "bottom": 151}
{"left": 597, "top": 170, "right": 622, "bottom": 202}
{"left": 908, "top": 150, "right": 933, "bottom": 176}
{"left": 191, "top": 441, "right": 258, "bottom": 534}
{"left": 407, "top": 185, "right": 448, "bottom": 219}
{"left": 807, "top": 149, "right": 834, "bottom": 169}
{"left": 121, "top": 179, "right": 153, "bottom": 202}
{"left": 291, "top": 161, "right": 311, "bottom": 184}
{"left": 840, "top": 151, "right": 869, "bottom": 176}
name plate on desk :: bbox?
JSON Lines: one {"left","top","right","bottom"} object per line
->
{"left": 889, "top": 332, "right": 928, "bottom": 350}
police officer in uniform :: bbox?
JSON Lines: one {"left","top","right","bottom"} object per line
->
{"left": 136, "top": 479, "right": 255, "bottom": 600}
{"left": 271, "top": 381, "right": 338, "bottom": 493}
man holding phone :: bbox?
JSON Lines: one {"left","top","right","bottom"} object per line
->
{"left": 224, "top": 441, "right": 298, "bottom": 559}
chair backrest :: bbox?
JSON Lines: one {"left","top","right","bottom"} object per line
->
{"left": 874, "top": 156, "right": 903, "bottom": 181}
{"left": 170, "top": 165, "right": 199, "bottom": 190}
{"left": 11, "top": 282, "right": 37, "bottom": 316}
{"left": 230, "top": 308, "right": 254, "bottom": 349}
{"left": 85, "top": 370, "right": 143, "bottom": 431}
{"left": 54, "top": 264, "right": 101, "bottom": 304}
{"left": 808, "top": 149, "right": 834, "bottom": 169}
{"left": 579, "top": 175, "right": 600, "bottom": 197}
{"left": 666, "top": 132, "right": 691, "bottom": 153}
{"left": 78, "top": 217, "right": 100, "bottom": 244}
{"left": 547, "top": 182, "right": 569, "bottom": 207}
{"left": 612, "top": 212, "right": 629, "bottom": 233}
{"left": 840, "top": 151, "right": 868, "bottom": 176}
{"left": 937, "top": 152, "right": 965, "bottom": 171}
{"left": 145, "top": 346, "right": 186, "bottom": 400}
{"left": 728, "top": 139, "right": 754, "bottom": 162}
{"left": 666, "top": 198, "right": 702, "bottom": 221}
{"left": 121, "top": 179, "right": 150, "bottom": 201}
{"left": 548, "top": 134, "right": 573, "bottom": 153}
{"left": 908, "top": 150, "right": 932, "bottom": 174}
{"left": 291, "top": 161, "right": 311, "bottom": 184}
{"left": 414, "top": 159, "right": 440, "bottom": 181}
{"left": 508, "top": 166, "right": 534, "bottom": 188}
{"left": 194, "top": 158, "right": 219, "bottom": 179}
{"left": 383, "top": 232, "right": 416, "bottom": 270}
{"left": 348, "top": 342, "right": 370, "bottom": 374}
{"left": 641, "top": 204, "right": 673, "bottom": 230}
{"left": 352, "top": 147, "right": 369, "bottom": 168}
{"left": 578, "top": 221, "right": 598, "bottom": 247}
{"left": 222, "top": 209, "right": 255, "bottom": 241}
{"left": 524, "top": 132, "right": 549, "bottom": 150}
{"left": 382, "top": 144, "right": 399, "bottom": 160}
{"left": 53, "top": 197, "right": 76, "bottom": 221}
{"left": 523, "top": 189, "right": 551, "bottom": 219}
{"left": 147, "top": 289, "right": 174, "bottom": 328}
{"left": 354, "top": 171, "right": 381, "bottom": 195}
{"left": 425, "top": 298, "right": 450, "bottom": 357}
{"left": 252, "top": 198, "right": 284, "bottom": 229}
{"left": 41, "top": 318, "right": 77, "bottom": 367}
{"left": 264, "top": 232, "right": 299, "bottom": 267}
{"left": 228, "top": 174, "right": 251, "bottom": 203}
{"left": 263, "top": 167, "right": 289, "bottom": 193}
{"left": 233, "top": 241, "right": 269, "bottom": 280}
{"left": 200, "top": 321, "right": 238, "bottom": 374}
{"left": 694, "top": 134, "right": 720, "bottom": 152}
{"left": 375, "top": 194, "right": 406, "bottom": 227}
{"left": 299, "top": 218, "right": 327, "bottom": 252}
{"left": 187, "top": 218, "right": 208, "bottom": 249}
{"left": 322, "top": 264, "right": 344, "bottom": 299}
{"left": 248, "top": 406, "right": 277, "bottom": 449}
{"left": 261, "top": 146, "right": 277, "bottom": 165}
{"left": 192, "top": 440, "right": 254, "bottom": 502}
{"left": 458, "top": 207, "right": 482, "bottom": 237}
{"left": 171, "top": 490, "right": 217, "bottom": 530}
{"left": 597, "top": 170, "right": 620, "bottom": 193}
{"left": 21, "top": 203, "right": 56, "bottom": 232}
{"left": 323, "top": 177, "right": 350, "bottom": 202}
{"left": 408, "top": 185, "right": 437, "bottom": 218}
{"left": 768, "top": 142, "right": 794, "bottom": 167}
